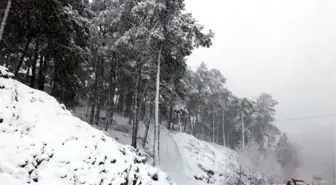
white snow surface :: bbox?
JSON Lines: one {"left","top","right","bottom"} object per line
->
{"left": 0, "top": 68, "right": 176, "bottom": 185}
{"left": 72, "top": 107, "right": 240, "bottom": 185}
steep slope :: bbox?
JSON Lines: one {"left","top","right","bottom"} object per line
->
{"left": 173, "top": 132, "right": 238, "bottom": 184}
{"left": 73, "top": 105, "right": 277, "bottom": 185}
{"left": 85, "top": 112, "right": 240, "bottom": 185}
{"left": 0, "top": 66, "right": 176, "bottom": 185}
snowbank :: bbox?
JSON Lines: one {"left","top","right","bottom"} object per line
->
{"left": 0, "top": 66, "right": 176, "bottom": 185}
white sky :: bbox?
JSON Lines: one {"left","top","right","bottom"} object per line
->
{"left": 185, "top": 0, "right": 335, "bottom": 182}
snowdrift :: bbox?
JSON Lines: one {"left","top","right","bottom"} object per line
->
{"left": 0, "top": 66, "right": 175, "bottom": 185}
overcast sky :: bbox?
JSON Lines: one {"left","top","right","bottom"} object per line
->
{"left": 185, "top": 0, "right": 335, "bottom": 183}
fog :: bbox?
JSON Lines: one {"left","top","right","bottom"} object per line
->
{"left": 185, "top": 0, "right": 336, "bottom": 183}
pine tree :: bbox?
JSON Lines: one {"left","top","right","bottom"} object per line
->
{"left": 0, "top": 0, "right": 90, "bottom": 107}
{"left": 0, "top": 0, "right": 11, "bottom": 42}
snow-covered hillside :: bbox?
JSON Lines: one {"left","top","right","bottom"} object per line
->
{"left": 104, "top": 119, "right": 241, "bottom": 185}
{"left": 73, "top": 105, "right": 240, "bottom": 185}
{"left": 0, "top": 66, "right": 175, "bottom": 185}
{"left": 173, "top": 132, "right": 238, "bottom": 184}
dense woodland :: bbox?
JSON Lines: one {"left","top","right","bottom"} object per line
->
{"left": 0, "top": 0, "right": 300, "bottom": 182}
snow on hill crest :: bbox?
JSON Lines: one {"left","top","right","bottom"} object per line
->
{"left": 0, "top": 66, "right": 176, "bottom": 185}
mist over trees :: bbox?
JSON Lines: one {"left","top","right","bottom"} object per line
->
{"left": 0, "top": 0, "right": 300, "bottom": 182}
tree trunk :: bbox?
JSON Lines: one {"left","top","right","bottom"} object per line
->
{"left": 25, "top": 60, "right": 30, "bottom": 82}
{"left": 171, "top": 117, "right": 174, "bottom": 130}
{"left": 37, "top": 54, "right": 48, "bottom": 91}
{"left": 195, "top": 113, "right": 199, "bottom": 137}
{"left": 135, "top": 101, "right": 142, "bottom": 143}
{"left": 128, "top": 92, "right": 134, "bottom": 126}
{"left": 37, "top": 56, "right": 44, "bottom": 90}
{"left": 116, "top": 88, "right": 123, "bottom": 114}
{"left": 51, "top": 59, "right": 60, "bottom": 98}
{"left": 178, "top": 113, "right": 182, "bottom": 132}
{"left": 140, "top": 97, "right": 146, "bottom": 121}
{"left": 106, "top": 82, "right": 115, "bottom": 131}
{"left": 217, "top": 123, "right": 220, "bottom": 144}
{"left": 4, "top": 57, "right": 9, "bottom": 67}
{"left": 131, "top": 67, "right": 140, "bottom": 148}
{"left": 128, "top": 111, "right": 132, "bottom": 125}
{"left": 90, "top": 55, "right": 99, "bottom": 124}
{"left": 191, "top": 115, "right": 194, "bottom": 135}
{"left": 122, "top": 92, "right": 127, "bottom": 116}
{"left": 126, "top": 91, "right": 133, "bottom": 118}
{"left": 157, "top": 119, "right": 160, "bottom": 164}
{"left": 133, "top": 85, "right": 147, "bottom": 148}
{"left": 94, "top": 58, "right": 103, "bottom": 126}
{"left": 15, "top": 38, "right": 31, "bottom": 77}
{"left": 114, "top": 93, "right": 119, "bottom": 114}
{"left": 167, "top": 105, "right": 173, "bottom": 130}
{"left": 183, "top": 115, "right": 188, "bottom": 132}
{"left": 212, "top": 105, "right": 215, "bottom": 143}
{"left": 153, "top": 44, "right": 162, "bottom": 167}
{"left": 86, "top": 101, "right": 90, "bottom": 118}
{"left": 106, "top": 52, "right": 116, "bottom": 131}
{"left": 201, "top": 109, "right": 205, "bottom": 140}
{"left": 227, "top": 127, "right": 230, "bottom": 148}
{"left": 30, "top": 40, "right": 39, "bottom": 88}
{"left": 222, "top": 109, "right": 226, "bottom": 146}
{"left": 89, "top": 88, "right": 96, "bottom": 124}
{"left": 142, "top": 100, "right": 152, "bottom": 148}
{"left": 0, "top": 0, "right": 11, "bottom": 42}
{"left": 241, "top": 113, "right": 245, "bottom": 149}
{"left": 94, "top": 93, "right": 101, "bottom": 125}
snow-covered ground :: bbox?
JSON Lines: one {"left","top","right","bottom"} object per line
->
{"left": 0, "top": 66, "right": 175, "bottom": 185}
{"left": 0, "top": 65, "right": 266, "bottom": 185}
{"left": 73, "top": 105, "right": 240, "bottom": 185}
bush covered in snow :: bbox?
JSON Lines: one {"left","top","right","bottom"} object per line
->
{"left": 0, "top": 66, "right": 14, "bottom": 79}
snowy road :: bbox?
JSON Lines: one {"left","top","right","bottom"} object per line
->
{"left": 159, "top": 128, "right": 185, "bottom": 183}
{"left": 159, "top": 127, "right": 207, "bottom": 185}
